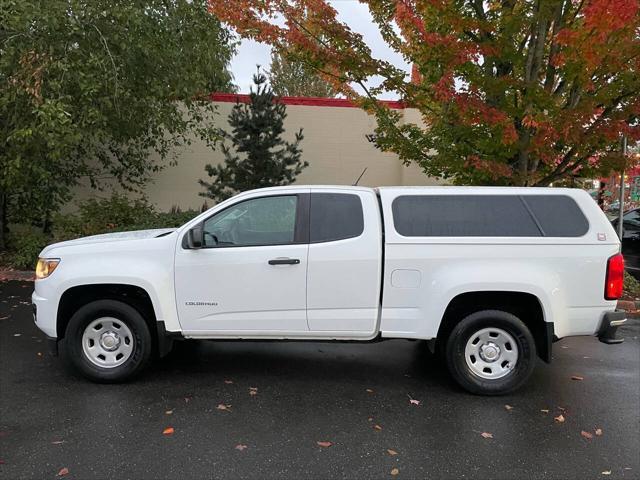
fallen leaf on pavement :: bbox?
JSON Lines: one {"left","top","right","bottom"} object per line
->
{"left": 165, "top": 410, "right": 173, "bottom": 415}
{"left": 504, "top": 405, "right": 513, "bottom": 411}
{"left": 480, "top": 432, "right": 493, "bottom": 439}
{"left": 216, "top": 404, "right": 232, "bottom": 411}
{"left": 37, "top": 352, "right": 42, "bottom": 357}
{"left": 390, "top": 468, "right": 399, "bottom": 476}
{"left": 374, "top": 424, "right": 383, "bottom": 431}
{"left": 162, "top": 427, "right": 174, "bottom": 435}
{"left": 387, "top": 449, "right": 398, "bottom": 456}
{"left": 601, "top": 471, "right": 611, "bottom": 475}
{"left": 184, "top": 397, "right": 191, "bottom": 403}
{"left": 317, "top": 441, "right": 333, "bottom": 448}
{"left": 51, "top": 440, "right": 65, "bottom": 445}
{"left": 554, "top": 414, "right": 565, "bottom": 423}
{"left": 249, "top": 387, "right": 258, "bottom": 396}
{"left": 368, "top": 417, "right": 373, "bottom": 422}
{"left": 366, "top": 388, "right": 374, "bottom": 393}
{"left": 581, "top": 430, "right": 593, "bottom": 439}
{"left": 409, "top": 398, "right": 420, "bottom": 406}
{"left": 224, "top": 380, "right": 233, "bottom": 384}
{"left": 540, "top": 409, "right": 550, "bottom": 413}
{"left": 13, "top": 334, "right": 21, "bottom": 337}
{"left": 235, "top": 444, "right": 248, "bottom": 451}
{"left": 571, "top": 375, "right": 584, "bottom": 381}
{"left": 57, "top": 467, "right": 69, "bottom": 476}
{"left": 595, "top": 428, "right": 603, "bottom": 436}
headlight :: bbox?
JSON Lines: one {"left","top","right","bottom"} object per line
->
{"left": 35, "top": 258, "right": 60, "bottom": 279}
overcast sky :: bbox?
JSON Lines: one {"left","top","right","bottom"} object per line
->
{"left": 229, "top": 0, "right": 410, "bottom": 99}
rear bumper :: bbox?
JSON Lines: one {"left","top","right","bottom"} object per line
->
{"left": 597, "top": 311, "right": 627, "bottom": 344}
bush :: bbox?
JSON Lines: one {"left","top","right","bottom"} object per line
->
{"left": 2, "top": 194, "right": 200, "bottom": 270}
{"left": 624, "top": 271, "right": 640, "bottom": 299}
{"left": 52, "top": 194, "right": 157, "bottom": 241}
{"left": 52, "top": 195, "right": 200, "bottom": 242}
{"left": 4, "top": 227, "right": 49, "bottom": 270}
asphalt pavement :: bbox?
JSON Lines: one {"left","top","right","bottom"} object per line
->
{"left": 1, "top": 280, "right": 639, "bottom": 479}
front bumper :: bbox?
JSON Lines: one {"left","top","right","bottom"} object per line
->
{"left": 31, "top": 289, "right": 57, "bottom": 338}
{"left": 597, "top": 311, "right": 627, "bottom": 344}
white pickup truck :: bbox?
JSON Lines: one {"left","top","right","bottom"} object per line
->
{"left": 32, "top": 186, "right": 627, "bottom": 395}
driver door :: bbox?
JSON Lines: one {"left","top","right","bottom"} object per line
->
{"left": 174, "top": 192, "right": 310, "bottom": 334}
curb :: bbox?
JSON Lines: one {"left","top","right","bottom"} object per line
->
{"left": 0, "top": 269, "right": 35, "bottom": 282}
{"left": 617, "top": 299, "right": 640, "bottom": 314}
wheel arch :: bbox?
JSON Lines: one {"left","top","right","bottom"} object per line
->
{"left": 437, "top": 291, "right": 553, "bottom": 363}
{"left": 57, "top": 283, "right": 158, "bottom": 344}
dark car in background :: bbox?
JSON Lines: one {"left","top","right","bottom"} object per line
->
{"left": 611, "top": 208, "right": 640, "bottom": 279}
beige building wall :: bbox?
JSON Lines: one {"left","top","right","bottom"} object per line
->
{"left": 75, "top": 98, "right": 444, "bottom": 211}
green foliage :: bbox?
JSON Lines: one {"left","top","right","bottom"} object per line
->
{"left": 1, "top": 194, "right": 199, "bottom": 268}
{"left": 624, "top": 271, "right": 640, "bottom": 298}
{"left": 268, "top": 51, "right": 335, "bottom": 97}
{"left": 52, "top": 195, "right": 198, "bottom": 241}
{"left": 200, "top": 70, "right": 308, "bottom": 202}
{"left": 0, "top": 0, "right": 236, "bottom": 249}
{"left": 5, "top": 227, "right": 49, "bottom": 270}
{"left": 52, "top": 195, "right": 156, "bottom": 240}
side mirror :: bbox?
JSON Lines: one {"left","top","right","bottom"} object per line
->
{"left": 185, "top": 224, "right": 204, "bottom": 249}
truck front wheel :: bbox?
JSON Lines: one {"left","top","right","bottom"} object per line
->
{"left": 445, "top": 310, "right": 536, "bottom": 395}
{"left": 60, "top": 299, "right": 152, "bottom": 383}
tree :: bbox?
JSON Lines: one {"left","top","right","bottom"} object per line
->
{"left": 200, "top": 70, "right": 307, "bottom": 202}
{"left": 0, "top": 0, "right": 236, "bottom": 250}
{"left": 210, "top": 0, "right": 640, "bottom": 187}
{"left": 268, "top": 51, "right": 335, "bottom": 97}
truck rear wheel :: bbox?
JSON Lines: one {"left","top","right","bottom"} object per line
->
{"left": 60, "top": 299, "right": 152, "bottom": 383}
{"left": 445, "top": 310, "right": 536, "bottom": 395}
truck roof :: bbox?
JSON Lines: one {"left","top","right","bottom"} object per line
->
{"left": 250, "top": 185, "right": 590, "bottom": 198}
{"left": 376, "top": 186, "right": 588, "bottom": 197}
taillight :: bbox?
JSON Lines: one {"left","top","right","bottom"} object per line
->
{"left": 605, "top": 253, "right": 624, "bottom": 300}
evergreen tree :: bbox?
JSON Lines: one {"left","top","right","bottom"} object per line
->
{"left": 200, "top": 70, "right": 307, "bottom": 202}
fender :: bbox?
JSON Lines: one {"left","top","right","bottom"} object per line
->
{"left": 36, "top": 234, "right": 182, "bottom": 336}
{"left": 429, "top": 260, "right": 560, "bottom": 337}
{"left": 381, "top": 256, "right": 561, "bottom": 339}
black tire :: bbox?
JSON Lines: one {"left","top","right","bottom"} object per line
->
{"left": 445, "top": 310, "right": 536, "bottom": 395}
{"left": 60, "top": 299, "right": 153, "bottom": 383}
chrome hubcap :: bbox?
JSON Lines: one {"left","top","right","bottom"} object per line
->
{"left": 100, "top": 331, "right": 120, "bottom": 350}
{"left": 465, "top": 327, "right": 518, "bottom": 380}
{"left": 82, "top": 317, "right": 134, "bottom": 368}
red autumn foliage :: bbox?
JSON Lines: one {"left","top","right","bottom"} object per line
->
{"left": 212, "top": 0, "right": 640, "bottom": 185}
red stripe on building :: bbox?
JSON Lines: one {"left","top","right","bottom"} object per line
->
{"left": 209, "top": 93, "right": 405, "bottom": 110}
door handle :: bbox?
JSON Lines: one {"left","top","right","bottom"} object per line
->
{"left": 268, "top": 258, "right": 300, "bottom": 265}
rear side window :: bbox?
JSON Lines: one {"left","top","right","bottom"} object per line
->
{"left": 522, "top": 196, "right": 589, "bottom": 236}
{"left": 310, "top": 193, "right": 364, "bottom": 243}
{"left": 391, "top": 194, "right": 588, "bottom": 238}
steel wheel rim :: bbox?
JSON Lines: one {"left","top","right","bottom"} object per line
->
{"left": 464, "top": 327, "right": 519, "bottom": 380}
{"left": 82, "top": 317, "right": 134, "bottom": 369}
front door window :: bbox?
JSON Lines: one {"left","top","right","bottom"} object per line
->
{"left": 203, "top": 195, "right": 298, "bottom": 247}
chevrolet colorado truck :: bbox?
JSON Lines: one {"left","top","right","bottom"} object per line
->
{"left": 32, "top": 186, "right": 627, "bottom": 395}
